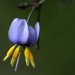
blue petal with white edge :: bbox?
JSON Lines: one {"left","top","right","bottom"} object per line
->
{"left": 35, "top": 22, "right": 40, "bottom": 41}
{"left": 26, "top": 26, "right": 37, "bottom": 46}
{"left": 8, "top": 18, "right": 21, "bottom": 44}
{"left": 18, "top": 20, "right": 29, "bottom": 45}
{"left": 9, "top": 18, "right": 25, "bottom": 44}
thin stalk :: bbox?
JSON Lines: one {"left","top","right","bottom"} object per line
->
{"left": 27, "top": 0, "right": 46, "bottom": 23}
{"left": 27, "top": 7, "right": 35, "bottom": 23}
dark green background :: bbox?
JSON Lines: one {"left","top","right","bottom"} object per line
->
{"left": 0, "top": 0, "right": 75, "bottom": 75}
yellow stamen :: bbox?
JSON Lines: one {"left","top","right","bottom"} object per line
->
{"left": 25, "top": 58, "right": 29, "bottom": 66}
{"left": 10, "top": 58, "right": 15, "bottom": 66}
{"left": 10, "top": 46, "right": 20, "bottom": 66}
{"left": 24, "top": 47, "right": 30, "bottom": 59}
{"left": 29, "top": 50, "right": 35, "bottom": 68}
{"left": 3, "top": 45, "right": 16, "bottom": 61}
{"left": 24, "top": 47, "right": 30, "bottom": 66}
{"left": 30, "top": 60, "right": 35, "bottom": 68}
{"left": 24, "top": 47, "right": 35, "bottom": 68}
{"left": 29, "top": 50, "right": 33, "bottom": 60}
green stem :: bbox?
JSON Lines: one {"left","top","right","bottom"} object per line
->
{"left": 27, "top": 7, "right": 35, "bottom": 23}
{"left": 27, "top": 0, "right": 46, "bottom": 23}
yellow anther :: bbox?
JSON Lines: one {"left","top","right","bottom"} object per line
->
{"left": 24, "top": 47, "right": 35, "bottom": 68}
{"left": 10, "top": 46, "right": 20, "bottom": 66}
{"left": 29, "top": 50, "right": 33, "bottom": 60}
{"left": 25, "top": 58, "right": 29, "bottom": 66}
{"left": 30, "top": 60, "right": 35, "bottom": 68}
{"left": 24, "top": 47, "right": 30, "bottom": 59}
{"left": 29, "top": 50, "right": 35, "bottom": 68}
{"left": 10, "top": 58, "right": 15, "bottom": 66}
{"left": 3, "top": 45, "right": 16, "bottom": 61}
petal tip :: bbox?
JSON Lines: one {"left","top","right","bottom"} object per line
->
{"left": 35, "top": 22, "right": 40, "bottom": 41}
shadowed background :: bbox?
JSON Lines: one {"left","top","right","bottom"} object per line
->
{"left": 0, "top": 0, "right": 75, "bottom": 75}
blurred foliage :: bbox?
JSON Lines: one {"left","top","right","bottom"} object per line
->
{"left": 0, "top": 0, "right": 75, "bottom": 75}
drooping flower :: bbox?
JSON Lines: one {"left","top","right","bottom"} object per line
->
{"left": 3, "top": 18, "right": 40, "bottom": 68}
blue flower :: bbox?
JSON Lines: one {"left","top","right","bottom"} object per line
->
{"left": 3, "top": 18, "right": 40, "bottom": 68}
{"left": 8, "top": 18, "right": 40, "bottom": 46}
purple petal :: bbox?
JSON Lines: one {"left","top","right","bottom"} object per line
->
{"left": 26, "top": 26, "right": 37, "bottom": 46}
{"left": 18, "top": 20, "right": 29, "bottom": 44}
{"left": 8, "top": 18, "right": 29, "bottom": 45}
{"left": 11, "top": 18, "right": 20, "bottom": 23}
{"left": 8, "top": 18, "right": 20, "bottom": 44}
{"left": 35, "top": 22, "right": 40, "bottom": 41}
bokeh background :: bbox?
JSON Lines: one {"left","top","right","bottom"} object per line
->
{"left": 0, "top": 0, "right": 75, "bottom": 75}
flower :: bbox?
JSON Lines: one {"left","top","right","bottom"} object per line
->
{"left": 3, "top": 18, "right": 40, "bottom": 68}
{"left": 8, "top": 18, "right": 40, "bottom": 46}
